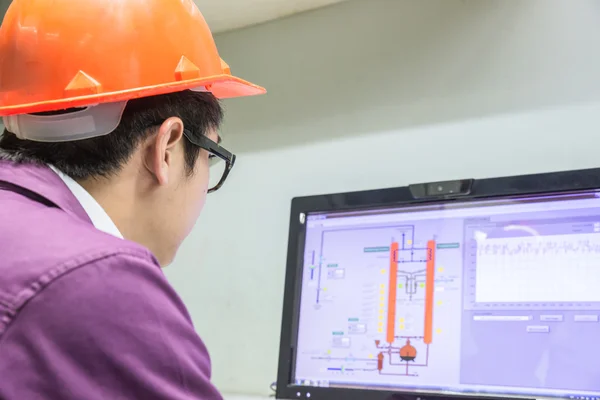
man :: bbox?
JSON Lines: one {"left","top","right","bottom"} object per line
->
{"left": 0, "top": 0, "right": 265, "bottom": 399}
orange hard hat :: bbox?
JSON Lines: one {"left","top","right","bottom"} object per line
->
{"left": 0, "top": 0, "right": 266, "bottom": 118}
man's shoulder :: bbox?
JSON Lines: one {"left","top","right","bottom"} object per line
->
{"left": 0, "top": 194, "right": 160, "bottom": 337}
{"left": 0, "top": 235, "right": 219, "bottom": 400}
{"left": 0, "top": 241, "right": 161, "bottom": 337}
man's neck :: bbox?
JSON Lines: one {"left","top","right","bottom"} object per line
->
{"left": 78, "top": 175, "right": 171, "bottom": 266}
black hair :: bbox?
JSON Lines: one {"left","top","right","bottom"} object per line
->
{"left": 0, "top": 90, "right": 223, "bottom": 180}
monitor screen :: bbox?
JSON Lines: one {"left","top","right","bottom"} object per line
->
{"left": 293, "top": 190, "right": 600, "bottom": 399}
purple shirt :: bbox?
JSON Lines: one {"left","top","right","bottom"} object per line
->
{"left": 0, "top": 161, "right": 223, "bottom": 400}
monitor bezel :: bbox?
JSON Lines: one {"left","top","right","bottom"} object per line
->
{"left": 276, "top": 167, "right": 600, "bottom": 400}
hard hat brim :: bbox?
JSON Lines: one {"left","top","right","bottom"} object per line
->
{"left": 0, "top": 74, "right": 266, "bottom": 117}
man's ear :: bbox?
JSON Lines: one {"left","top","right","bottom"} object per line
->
{"left": 145, "top": 117, "right": 185, "bottom": 185}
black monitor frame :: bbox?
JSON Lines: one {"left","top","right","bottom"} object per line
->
{"left": 276, "top": 167, "right": 600, "bottom": 400}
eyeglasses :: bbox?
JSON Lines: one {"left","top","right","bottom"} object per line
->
{"left": 183, "top": 129, "right": 236, "bottom": 193}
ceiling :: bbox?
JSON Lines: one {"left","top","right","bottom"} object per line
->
{"left": 196, "top": 0, "right": 350, "bottom": 33}
{"left": 0, "top": 0, "right": 349, "bottom": 34}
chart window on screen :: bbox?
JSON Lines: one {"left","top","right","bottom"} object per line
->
{"left": 294, "top": 192, "right": 600, "bottom": 399}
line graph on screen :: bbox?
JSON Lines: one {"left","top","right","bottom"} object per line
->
{"left": 475, "top": 233, "right": 600, "bottom": 303}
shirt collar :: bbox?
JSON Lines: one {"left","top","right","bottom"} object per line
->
{"left": 0, "top": 161, "right": 89, "bottom": 222}
{"left": 49, "top": 166, "right": 124, "bottom": 239}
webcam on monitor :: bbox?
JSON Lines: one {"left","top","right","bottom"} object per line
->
{"left": 409, "top": 179, "right": 473, "bottom": 199}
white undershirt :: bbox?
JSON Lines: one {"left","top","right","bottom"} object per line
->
{"left": 49, "top": 166, "right": 124, "bottom": 239}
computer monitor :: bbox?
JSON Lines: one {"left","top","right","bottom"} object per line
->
{"left": 276, "top": 169, "right": 600, "bottom": 400}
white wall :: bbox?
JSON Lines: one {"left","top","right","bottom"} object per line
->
{"left": 165, "top": 0, "right": 600, "bottom": 396}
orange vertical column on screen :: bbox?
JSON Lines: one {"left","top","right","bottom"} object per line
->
{"left": 424, "top": 240, "right": 436, "bottom": 344}
{"left": 386, "top": 242, "right": 399, "bottom": 344}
